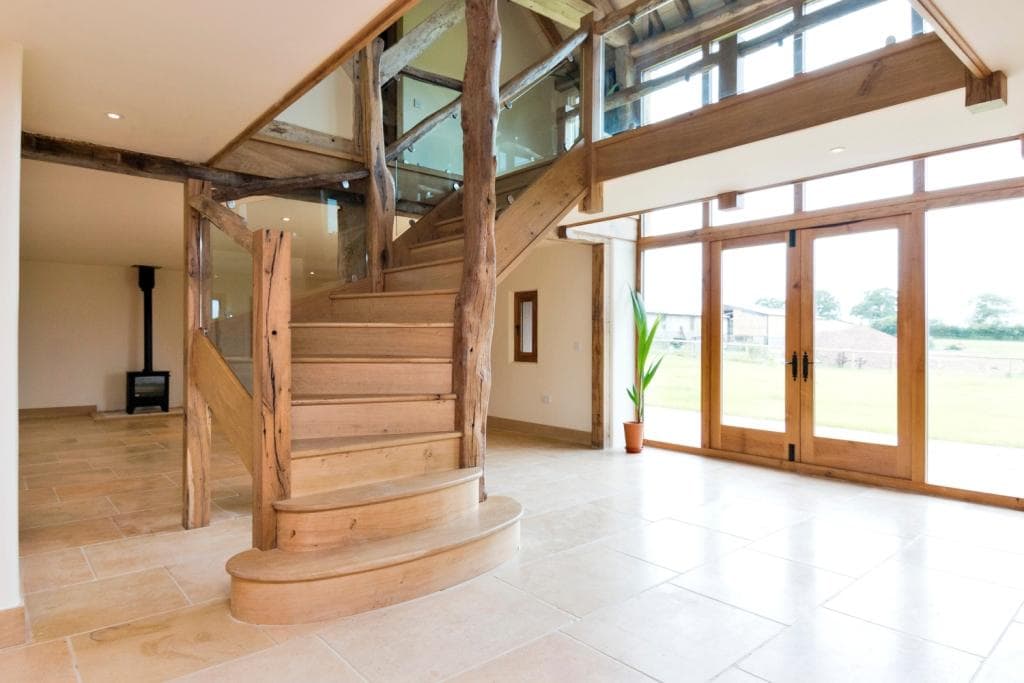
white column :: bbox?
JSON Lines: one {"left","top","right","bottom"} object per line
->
{"left": 0, "top": 41, "right": 23, "bottom": 612}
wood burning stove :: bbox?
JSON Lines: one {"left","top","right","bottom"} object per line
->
{"left": 126, "top": 266, "right": 170, "bottom": 414}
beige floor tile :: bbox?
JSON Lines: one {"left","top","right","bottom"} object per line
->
{"left": 71, "top": 600, "right": 273, "bottom": 682}
{"left": 975, "top": 622, "right": 1024, "bottom": 683}
{"left": 23, "top": 468, "right": 117, "bottom": 490}
{"left": 740, "top": 608, "right": 981, "bottom": 682}
{"left": 20, "top": 517, "right": 123, "bottom": 556}
{"left": 19, "top": 496, "right": 118, "bottom": 530}
{"left": 447, "top": 632, "right": 652, "bottom": 682}
{"left": 166, "top": 546, "right": 244, "bottom": 604}
{"left": 826, "top": 560, "right": 1024, "bottom": 656}
{"left": 518, "top": 502, "right": 647, "bottom": 564}
{"left": 20, "top": 548, "right": 94, "bottom": 594}
{"left": 112, "top": 503, "right": 234, "bottom": 537}
{"left": 320, "top": 576, "right": 571, "bottom": 682}
{"left": 747, "top": 518, "right": 907, "bottom": 577}
{"left": 172, "top": 635, "right": 364, "bottom": 682}
{"left": 670, "top": 498, "right": 814, "bottom": 541}
{"left": 711, "top": 668, "right": 764, "bottom": 683}
{"left": 672, "top": 548, "right": 851, "bottom": 624}
{"left": 26, "top": 567, "right": 188, "bottom": 641}
{"left": 601, "top": 518, "right": 749, "bottom": 573}
{"left": 84, "top": 516, "right": 251, "bottom": 577}
{"left": 497, "top": 543, "right": 675, "bottom": 617}
{"left": 894, "top": 535, "right": 1024, "bottom": 590}
{"left": 0, "top": 639, "right": 77, "bottom": 683}
{"left": 565, "top": 583, "right": 784, "bottom": 682}
{"left": 108, "top": 485, "right": 191, "bottom": 513}
{"left": 19, "top": 459, "right": 98, "bottom": 478}
{"left": 55, "top": 473, "right": 179, "bottom": 502}
{"left": 18, "top": 488, "right": 59, "bottom": 507}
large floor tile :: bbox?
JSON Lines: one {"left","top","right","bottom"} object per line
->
{"left": 565, "top": 583, "right": 784, "bottom": 682}
{"left": 748, "top": 518, "right": 907, "bottom": 576}
{"left": 601, "top": 518, "right": 748, "bottom": 573}
{"left": 740, "top": 609, "right": 981, "bottom": 683}
{"left": 894, "top": 535, "right": 1024, "bottom": 590}
{"left": 172, "top": 635, "right": 365, "bottom": 682}
{"left": 71, "top": 600, "right": 273, "bottom": 682}
{"left": 0, "top": 639, "right": 77, "bottom": 683}
{"left": 975, "top": 622, "right": 1024, "bottom": 683}
{"left": 19, "top": 517, "right": 123, "bottom": 556}
{"left": 447, "top": 632, "right": 653, "bottom": 682}
{"left": 319, "top": 577, "right": 571, "bottom": 682}
{"left": 825, "top": 560, "right": 1024, "bottom": 656}
{"left": 518, "top": 502, "right": 647, "bottom": 564}
{"left": 673, "top": 548, "right": 851, "bottom": 624}
{"left": 498, "top": 543, "right": 675, "bottom": 617}
{"left": 26, "top": 567, "right": 188, "bottom": 641}
{"left": 19, "top": 496, "right": 117, "bottom": 529}
{"left": 670, "top": 498, "right": 814, "bottom": 540}
{"left": 19, "top": 547, "right": 93, "bottom": 594}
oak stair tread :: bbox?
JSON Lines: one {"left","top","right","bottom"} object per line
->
{"left": 227, "top": 496, "right": 522, "bottom": 583}
{"left": 275, "top": 468, "right": 481, "bottom": 513}
{"left": 434, "top": 215, "right": 464, "bottom": 228}
{"left": 329, "top": 288, "right": 459, "bottom": 300}
{"left": 383, "top": 257, "right": 462, "bottom": 274}
{"left": 291, "top": 431, "right": 461, "bottom": 459}
{"left": 291, "top": 322, "right": 453, "bottom": 329}
{"left": 410, "top": 234, "right": 464, "bottom": 250}
{"left": 292, "top": 393, "right": 456, "bottom": 406}
{"left": 292, "top": 355, "right": 452, "bottom": 364}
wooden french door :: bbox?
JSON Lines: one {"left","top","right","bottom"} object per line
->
{"left": 708, "top": 215, "right": 916, "bottom": 479}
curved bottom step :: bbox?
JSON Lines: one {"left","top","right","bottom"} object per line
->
{"left": 227, "top": 496, "right": 522, "bottom": 624}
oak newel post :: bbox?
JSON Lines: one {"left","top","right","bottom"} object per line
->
{"left": 251, "top": 229, "right": 292, "bottom": 550}
{"left": 453, "top": 0, "right": 500, "bottom": 500}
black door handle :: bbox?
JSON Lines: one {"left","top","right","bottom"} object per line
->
{"left": 802, "top": 352, "right": 813, "bottom": 381}
{"left": 786, "top": 351, "right": 798, "bottom": 381}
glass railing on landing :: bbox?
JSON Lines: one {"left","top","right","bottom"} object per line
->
{"left": 204, "top": 226, "right": 254, "bottom": 391}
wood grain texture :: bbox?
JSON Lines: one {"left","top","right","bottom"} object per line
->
{"left": 183, "top": 179, "right": 213, "bottom": 530}
{"left": 254, "top": 120, "right": 362, "bottom": 162}
{"left": 0, "top": 606, "right": 26, "bottom": 649}
{"left": 597, "top": 35, "right": 964, "bottom": 182}
{"left": 191, "top": 333, "right": 253, "bottom": 473}
{"left": 453, "top": 0, "right": 501, "bottom": 495}
{"left": 580, "top": 14, "right": 604, "bottom": 214}
{"left": 212, "top": 139, "right": 364, "bottom": 181}
{"left": 250, "top": 230, "right": 292, "bottom": 550}
{"left": 510, "top": 0, "right": 594, "bottom": 27}
{"left": 591, "top": 243, "right": 605, "bottom": 447}
{"left": 965, "top": 70, "right": 1007, "bottom": 113}
{"left": 381, "top": 0, "right": 466, "bottom": 83}
{"left": 188, "top": 195, "right": 252, "bottom": 252}
{"left": 361, "top": 39, "right": 398, "bottom": 292}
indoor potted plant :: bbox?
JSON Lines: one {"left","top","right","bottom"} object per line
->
{"left": 625, "top": 288, "right": 664, "bottom": 454}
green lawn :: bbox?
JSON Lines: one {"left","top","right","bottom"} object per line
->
{"left": 648, "top": 351, "right": 1024, "bottom": 447}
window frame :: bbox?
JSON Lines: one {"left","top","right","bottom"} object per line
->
{"left": 514, "top": 290, "right": 539, "bottom": 363}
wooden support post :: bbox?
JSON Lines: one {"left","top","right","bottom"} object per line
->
{"left": 360, "top": 38, "right": 397, "bottom": 292}
{"left": 251, "top": 229, "right": 292, "bottom": 550}
{"left": 717, "top": 191, "right": 742, "bottom": 210}
{"left": 580, "top": 14, "right": 605, "bottom": 214}
{"left": 453, "top": 0, "right": 501, "bottom": 499}
{"left": 591, "top": 243, "right": 605, "bottom": 448}
{"left": 183, "top": 179, "right": 213, "bottom": 529}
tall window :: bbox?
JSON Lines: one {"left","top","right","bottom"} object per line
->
{"left": 514, "top": 291, "right": 538, "bottom": 363}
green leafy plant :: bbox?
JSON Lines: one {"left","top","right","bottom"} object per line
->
{"left": 627, "top": 288, "right": 664, "bottom": 423}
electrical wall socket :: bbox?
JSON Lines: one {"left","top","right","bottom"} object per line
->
{"left": 541, "top": 394, "right": 552, "bottom": 404}
{"left": 572, "top": 341, "right": 581, "bottom": 351}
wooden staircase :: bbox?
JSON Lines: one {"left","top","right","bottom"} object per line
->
{"left": 222, "top": 145, "right": 587, "bottom": 625}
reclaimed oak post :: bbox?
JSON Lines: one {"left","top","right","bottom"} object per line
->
{"left": 360, "top": 38, "right": 397, "bottom": 292}
{"left": 251, "top": 228, "right": 292, "bottom": 550}
{"left": 453, "top": 0, "right": 500, "bottom": 499}
{"left": 183, "top": 179, "right": 213, "bottom": 529}
{"left": 580, "top": 13, "right": 605, "bottom": 213}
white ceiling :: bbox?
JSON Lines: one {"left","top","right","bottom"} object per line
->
{"left": 0, "top": 0, "right": 402, "bottom": 161}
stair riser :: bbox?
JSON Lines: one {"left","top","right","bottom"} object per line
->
{"left": 385, "top": 261, "right": 462, "bottom": 291}
{"left": 292, "top": 326, "right": 453, "bottom": 357}
{"left": 293, "top": 362, "right": 452, "bottom": 395}
{"left": 408, "top": 238, "right": 464, "bottom": 264}
{"left": 277, "top": 479, "right": 479, "bottom": 551}
{"left": 330, "top": 294, "right": 456, "bottom": 323}
{"left": 292, "top": 400, "right": 455, "bottom": 439}
{"left": 434, "top": 220, "right": 464, "bottom": 238}
{"left": 290, "top": 437, "right": 461, "bottom": 497}
{"left": 229, "top": 521, "right": 520, "bottom": 624}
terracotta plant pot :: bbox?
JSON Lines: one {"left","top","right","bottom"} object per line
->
{"left": 623, "top": 421, "right": 644, "bottom": 454}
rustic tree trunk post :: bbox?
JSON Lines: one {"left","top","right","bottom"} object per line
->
{"left": 453, "top": 0, "right": 501, "bottom": 500}
{"left": 360, "top": 38, "right": 397, "bottom": 292}
{"left": 183, "top": 179, "right": 213, "bottom": 529}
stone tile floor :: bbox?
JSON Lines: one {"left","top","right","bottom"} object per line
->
{"left": 4, "top": 413, "right": 1024, "bottom": 681}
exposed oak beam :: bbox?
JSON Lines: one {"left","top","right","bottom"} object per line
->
{"left": 965, "top": 70, "right": 1008, "bottom": 113}
{"left": 21, "top": 132, "right": 260, "bottom": 188}
{"left": 253, "top": 120, "right": 362, "bottom": 162}
{"left": 400, "top": 65, "right": 463, "bottom": 92}
{"left": 595, "top": 0, "right": 673, "bottom": 34}
{"left": 629, "top": 0, "right": 787, "bottom": 60}
{"left": 380, "top": 0, "right": 466, "bottom": 84}
{"left": 361, "top": 38, "right": 397, "bottom": 292}
{"left": 909, "top": 0, "right": 991, "bottom": 78}
{"left": 189, "top": 195, "right": 254, "bottom": 251}
{"left": 510, "top": 0, "right": 595, "bottom": 28}
{"left": 530, "top": 12, "right": 565, "bottom": 49}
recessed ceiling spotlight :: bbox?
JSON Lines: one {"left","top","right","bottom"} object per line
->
{"left": 106, "top": 112, "right": 123, "bottom": 120}
{"left": 830, "top": 146, "right": 847, "bottom": 154}
{"left": 308, "top": 271, "right": 315, "bottom": 276}
{"left": 282, "top": 217, "right": 291, "bottom": 222}
{"left": 341, "top": 180, "right": 351, "bottom": 189}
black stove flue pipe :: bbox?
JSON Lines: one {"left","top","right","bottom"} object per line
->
{"left": 135, "top": 265, "right": 156, "bottom": 373}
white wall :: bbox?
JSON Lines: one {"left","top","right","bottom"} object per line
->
{"left": 490, "top": 241, "right": 592, "bottom": 433}
{"left": 278, "top": 68, "right": 355, "bottom": 138}
{"left": 0, "top": 40, "right": 22, "bottom": 613}
{"left": 19, "top": 262, "right": 184, "bottom": 412}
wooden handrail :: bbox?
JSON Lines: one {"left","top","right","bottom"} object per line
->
{"left": 385, "top": 27, "right": 588, "bottom": 163}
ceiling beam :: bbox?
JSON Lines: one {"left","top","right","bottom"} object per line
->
{"left": 589, "top": 0, "right": 636, "bottom": 47}
{"left": 909, "top": 0, "right": 991, "bottom": 78}
{"left": 530, "top": 12, "right": 565, "bottom": 49}
{"left": 510, "top": 0, "right": 596, "bottom": 28}
{"left": 629, "top": 0, "right": 788, "bottom": 60}
{"left": 380, "top": 0, "right": 466, "bottom": 84}
{"left": 400, "top": 65, "right": 464, "bottom": 92}
{"left": 595, "top": 0, "right": 673, "bottom": 35}
{"left": 212, "top": 168, "right": 369, "bottom": 202}
{"left": 21, "top": 132, "right": 262, "bottom": 188}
